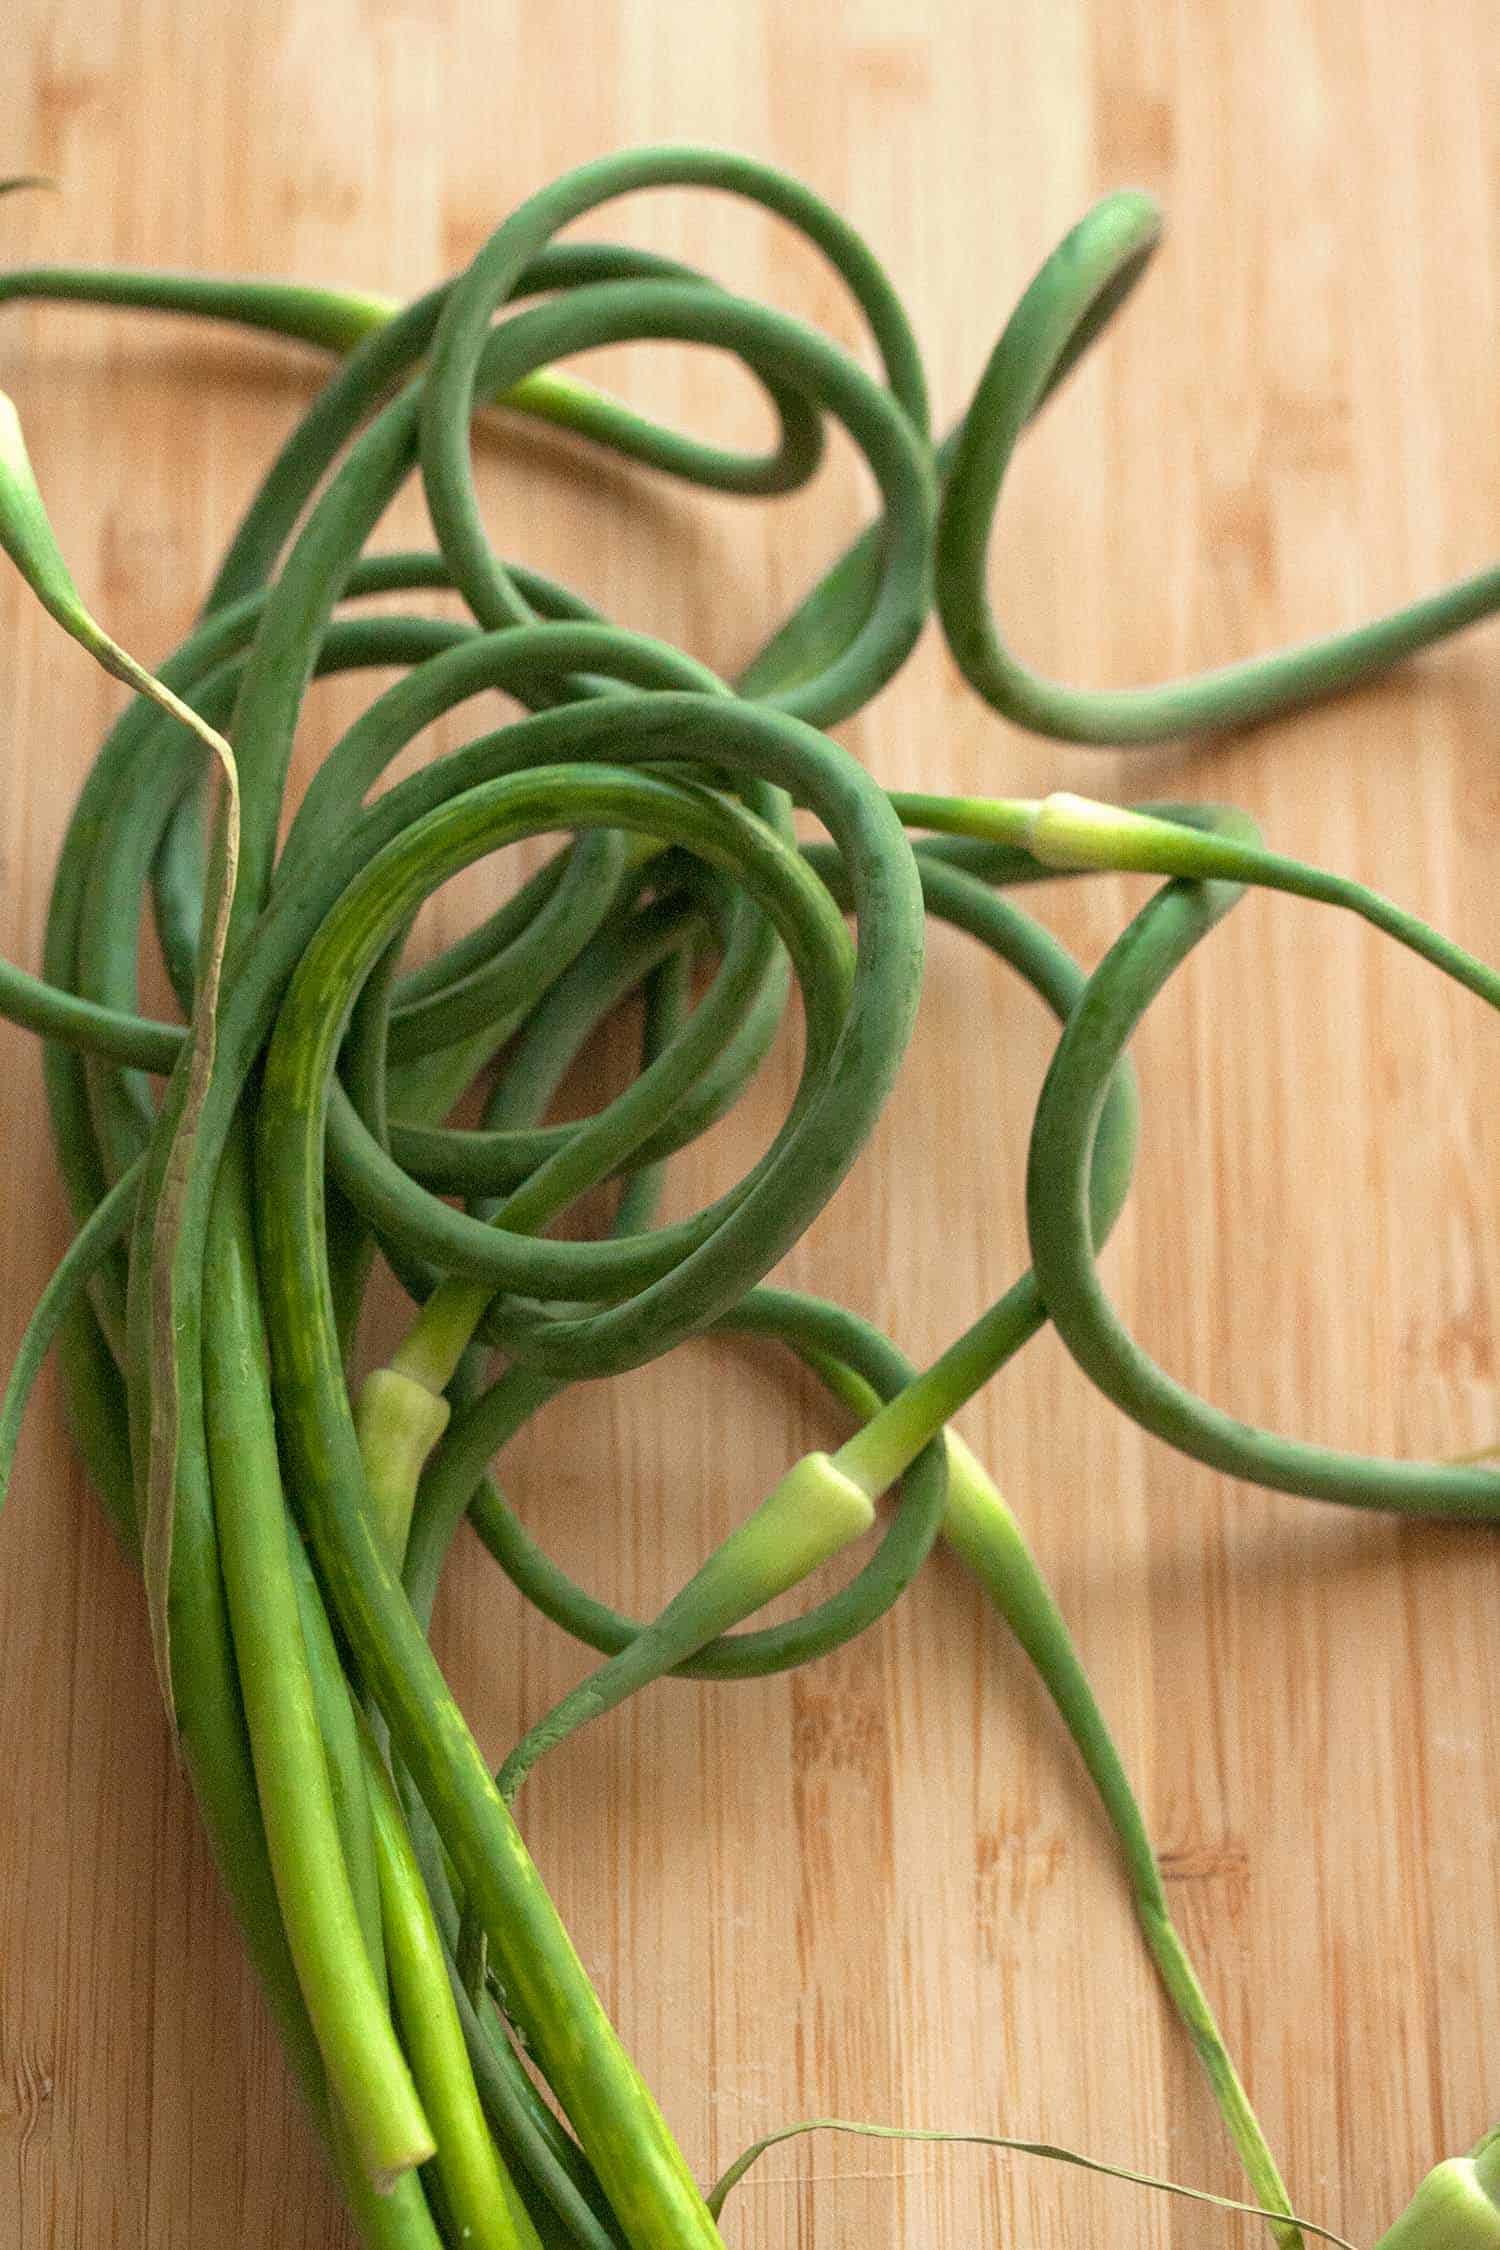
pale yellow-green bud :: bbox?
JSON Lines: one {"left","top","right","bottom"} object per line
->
{"left": 1025, "top": 792, "right": 1184, "bottom": 873}
{"left": 716, "top": 1451, "right": 876, "bottom": 1599}
{"left": 1375, "top": 2158, "right": 1500, "bottom": 2250}
{"left": 355, "top": 1368, "right": 452, "bottom": 1566}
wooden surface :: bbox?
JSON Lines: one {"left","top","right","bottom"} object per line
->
{"left": 4, "top": 3, "right": 1500, "bottom": 2244}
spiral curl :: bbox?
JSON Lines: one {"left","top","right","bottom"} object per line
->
{"left": 3, "top": 147, "right": 1499, "bottom": 2250}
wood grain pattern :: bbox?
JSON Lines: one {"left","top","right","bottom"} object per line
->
{"left": 3, "top": 3, "right": 1500, "bottom": 2244}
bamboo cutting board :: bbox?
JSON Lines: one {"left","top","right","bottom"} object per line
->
{"left": 4, "top": 3, "right": 1500, "bottom": 2244}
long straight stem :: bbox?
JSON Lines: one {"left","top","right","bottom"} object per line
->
{"left": 203, "top": 1139, "right": 433, "bottom": 2191}
{"left": 362, "top": 1727, "right": 545, "bottom": 2250}
{"left": 811, "top": 1349, "right": 1301, "bottom": 2250}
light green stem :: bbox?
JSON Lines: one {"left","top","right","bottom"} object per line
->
{"left": 362, "top": 1726, "right": 546, "bottom": 2250}
{"left": 203, "top": 1146, "right": 433, "bottom": 2190}
{"left": 811, "top": 1349, "right": 1301, "bottom": 2249}
{"left": 500, "top": 1450, "right": 874, "bottom": 1804}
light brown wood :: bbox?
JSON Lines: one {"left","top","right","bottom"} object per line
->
{"left": 4, "top": 4, "right": 1500, "bottom": 2244}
